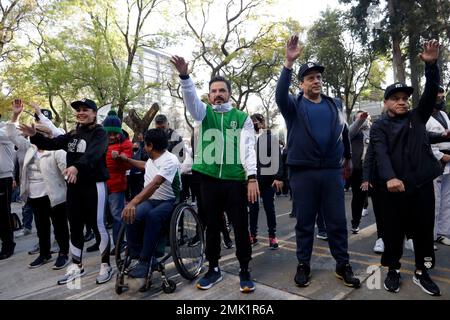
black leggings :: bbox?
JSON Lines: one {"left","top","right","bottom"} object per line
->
{"left": 66, "top": 182, "right": 110, "bottom": 265}
{"left": 28, "top": 196, "right": 69, "bottom": 256}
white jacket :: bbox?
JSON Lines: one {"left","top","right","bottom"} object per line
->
{"left": 5, "top": 122, "right": 67, "bottom": 207}
{"left": 426, "top": 111, "right": 450, "bottom": 161}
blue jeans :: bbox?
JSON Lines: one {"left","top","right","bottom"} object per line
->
{"left": 126, "top": 199, "right": 175, "bottom": 262}
{"left": 22, "top": 199, "right": 34, "bottom": 231}
{"left": 249, "top": 183, "right": 276, "bottom": 237}
{"left": 108, "top": 192, "right": 125, "bottom": 245}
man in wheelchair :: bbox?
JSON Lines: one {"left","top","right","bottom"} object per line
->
{"left": 120, "top": 128, "right": 181, "bottom": 278}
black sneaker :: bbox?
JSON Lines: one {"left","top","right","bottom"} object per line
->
{"left": 223, "top": 239, "right": 234, "bottom": 249}
{"left": 413, "top": 270, "right": 441, "bottom": 296}
{"left": 239, "top": 269, "right": 255, "bottom": 293}
{"left": 384, "top": 269, "right": 401, "bottom": 293}
{"left": 196, "top": 267, "right": 223, "bottom": 290}
{"left": 0, "top": 243, "right": 16, "bottom": 260}
{"left": 294, "top": 263, "right": 311, "bottom": 287}
{"left": 351, "top": 225, "right": 360, "bottom": 234}
{"left": 335, "top": 264, "right": 360, "bottom": 288}
{"left": 53, "top": 254, "right": 70, "bottom": 270}
{"left": 29, "top": 255, "right": 52, "bottom": 269}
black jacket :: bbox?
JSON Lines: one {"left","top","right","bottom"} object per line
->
{"left": 31, "top": 124, "right": 109, "bottom": 184}
{"left": 255, "top": 129, "right": 284, "bottom": 185}
{"left": 370, "top": 63, "right": 442, "bottom": 190}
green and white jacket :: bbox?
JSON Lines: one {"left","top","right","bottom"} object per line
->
{"left": 181, "top": 77, "right": 256, "bottom": 181}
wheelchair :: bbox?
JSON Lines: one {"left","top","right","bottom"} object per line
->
{"left": 114, "top": 201, "right": 205, "bottom": 295}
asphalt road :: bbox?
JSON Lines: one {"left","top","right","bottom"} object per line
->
{"left": 1, "top": 192, "right": 449, "bottom": 301}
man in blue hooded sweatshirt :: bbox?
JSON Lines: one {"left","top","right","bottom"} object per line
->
{"left": 276, "top": 35, "right": 359, "bottom": 288}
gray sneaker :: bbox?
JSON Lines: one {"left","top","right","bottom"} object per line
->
{"left": 96, "top": 263, "right": 113, "bottom": 284}
{"left": 57, "top": 263, "right": 85, "bottom": 285}
{"left": 28, "top": 243, "right": 40, "bottom": 255}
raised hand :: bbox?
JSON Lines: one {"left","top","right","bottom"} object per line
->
{"left": 285, "top": 35, "right": 303, "bottom": 64}
{"left": 18, "top": 123, "right": 36, "bottom": 137}
{"left": 11, "top": 99, "right": 24, "bottom": 115}
{"left": 357, "top": 111, "right": 369, "bottom": 121}
{"left": 419, "top": 39, "right": 440, "bottom": 64}
{"left": 26, "top": 101, "right": 41, "bottom": 115}
{"left": 170, "top": 55, "right": 189, "bottom": 76}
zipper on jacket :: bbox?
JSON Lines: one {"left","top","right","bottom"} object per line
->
{"left": 219, "top": 113, "right": 224, "bottom": 178}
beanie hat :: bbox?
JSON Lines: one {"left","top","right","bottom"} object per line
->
{"left": 103, "top": 110, "right": 122, "bottom": 133}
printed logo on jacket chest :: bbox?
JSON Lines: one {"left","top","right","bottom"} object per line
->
{"left": 68, "top": 139, "right": 87, "bottom": 153}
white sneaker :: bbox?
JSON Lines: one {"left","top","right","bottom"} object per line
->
{"left": 436, "top": 235, "right": 450, "bottom": 246}
{"left": 96, "top": 263, "right": 113, "bottom": 284}
{"left": 405, "top": 239, "right": 414, "bottom": 252}
{"left": 361, "top": 208, "right": 369, "bottom": 217}
{"left": 57, "top": 263, "right": 85, "bottom": 285}
{"left": 373, "top": 238, "right": 384, "bottom": 253}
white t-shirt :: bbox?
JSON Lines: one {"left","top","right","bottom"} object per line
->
{"left": 144, "top": 151, "right": 181, "bottom": 200}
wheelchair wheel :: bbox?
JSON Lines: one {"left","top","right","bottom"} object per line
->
{"left": 162, "top": 279, "right": 177, "bottom": 294}
{"left": 170, "top": 203, "right": 205, "bottom": 280}
{"left": 115, "top": 273, "right": 125, "bottom": 295}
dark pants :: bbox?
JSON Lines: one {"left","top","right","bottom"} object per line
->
{"left": 181, "top": 174, "right": 192, "bottom": 201}
{"left": 28, "top": 196, "right": 69, "bottom": 256}
{"left": 126, "top": 199, "right": 175, "bottom": 262}
{"left": 249, "top": 182, "right": 276, "bottom": 237}
{"left": 66, "top": 182, "right": 110, "bottom": 265}
{"left": 0, "top": 177, "right": 15, "bottom": 251}
{"left": 370, "top": 186, "right": 384, "bottom": 239}
{"left": 380, "top": 182, "right": 436, "bottom": 271}
{"left": 22, "top": 199, "right": 34, "bottom": 231}
{"left": 199, "top": 173, "right": 251, "bottom": 269}
{"left": 290, "top": 168, "right": 350, "bottom": 267}
{"left": 350, "top": 168, "right": 367, "bottom": 228}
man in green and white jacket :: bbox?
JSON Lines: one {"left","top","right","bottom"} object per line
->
{"left": 171, "top": 55, "right": 259, "bottom": 293}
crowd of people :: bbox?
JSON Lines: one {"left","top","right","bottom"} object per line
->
{"left": 0, "top": 36, "right": 448, "bottom": 297}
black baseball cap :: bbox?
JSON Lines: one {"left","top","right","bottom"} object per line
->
{"left": 298, "top": 62, "right": 325, "bottom": 80}
{"left": 71, "top": 98, "right": 98, "bottom": 112}
{"left": 155, "top": 114, "right": 168, "bottom": 123}
{"left": 384, "top": 82, "right": 414, "bottom": 100}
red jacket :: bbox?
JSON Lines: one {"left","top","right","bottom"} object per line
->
{"left": 106, "top": 138, "right": 133, "bottom": 193}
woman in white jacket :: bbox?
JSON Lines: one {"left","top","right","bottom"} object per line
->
{"left": 6, "top": 101, "right": 70, "bottom": 269}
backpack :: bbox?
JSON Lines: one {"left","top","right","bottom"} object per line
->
{"left": 10, "top": 212, "right": 23, "bottom": 231}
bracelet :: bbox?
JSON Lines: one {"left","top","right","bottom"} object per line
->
{"left": 248, "top": 179, "right": 257, "bottom": 183}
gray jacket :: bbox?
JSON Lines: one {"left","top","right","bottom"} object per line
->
{"left": 0, "top": 122, "right": 15, "bottom": 179}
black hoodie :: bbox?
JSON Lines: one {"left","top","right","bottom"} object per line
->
{"left": 31, "top": 124, "right": 109, "bottom": 184}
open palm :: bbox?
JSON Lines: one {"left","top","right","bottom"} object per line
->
{"left": 419, "top": 40, "right": 440, "bottom": 63}
{"left": 286, "top": 35, "right": 303, "bottom": 62}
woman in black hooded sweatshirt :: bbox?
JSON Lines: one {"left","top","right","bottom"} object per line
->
{"left": 21, "top": 98, "right": 113, "bottom": 285}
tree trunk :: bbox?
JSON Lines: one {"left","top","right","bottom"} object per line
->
{"left": 408, "top": 32, "right": 421, "bottom": 107}
{"left": 388, "top": 0, "right": 406, "bottom": 83}
{"left": 123, "top": 103, "right": 160, "bottom": 138}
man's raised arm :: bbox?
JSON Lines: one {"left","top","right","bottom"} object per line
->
{"left": 170, "top": 55, "right": 206, "bottom": 122}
